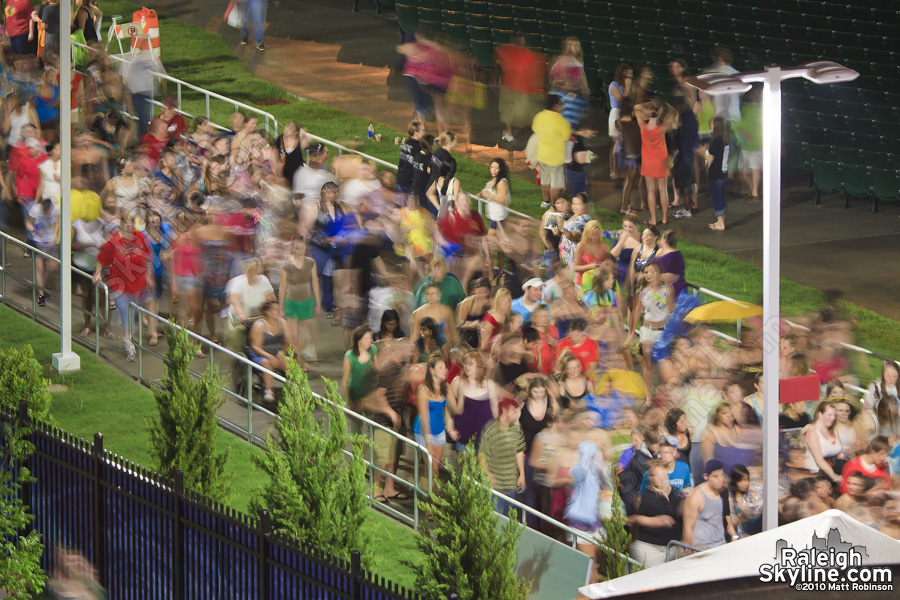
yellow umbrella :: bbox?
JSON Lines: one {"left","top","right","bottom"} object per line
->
{"left": 684, "top": 300, "right": 763, "bottom": 323}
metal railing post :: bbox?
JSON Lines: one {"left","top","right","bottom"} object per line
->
{"left": 176, "top": 82, "right": 182, "bottom": 112}
{"left": 246, "top": 362, "right": 254, "bottom": 441}
{"left": 1, "top": 236, "right": 6, "bottom": 303}
{"left": 30, "top": 253, "right": 36, "bottom": 318}
{"left": 205, "top": 95, "right": 210, "bottom": 122}
{"left": 136, "top": 303, "right": 143, "bottom": 376}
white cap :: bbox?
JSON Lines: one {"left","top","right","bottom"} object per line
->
{"left": 522, "top": 277, "right": 544, "bottom": 290}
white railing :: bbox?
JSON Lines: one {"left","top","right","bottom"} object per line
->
{"left": 0, "top": 231, "right": 109, "bottom": 354}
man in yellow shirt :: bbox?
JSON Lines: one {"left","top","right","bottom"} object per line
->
{"left": 531, "top": 95, "right": 572, "bottom": 208}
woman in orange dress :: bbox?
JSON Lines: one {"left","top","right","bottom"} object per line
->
{"left": 635, "top": 101, "right": 676, "bottom": 226}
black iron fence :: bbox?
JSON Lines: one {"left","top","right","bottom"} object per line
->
{"left": 4, "top": 402, "right": 436, "bottom": 600}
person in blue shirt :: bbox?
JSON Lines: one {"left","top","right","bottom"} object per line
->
{"left": 640, "top": 437, "right": 692, "bottom": 495}
{"left": 511, "top": 277, "right": 549, "bottom": 322}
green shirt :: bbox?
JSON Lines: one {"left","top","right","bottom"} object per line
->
{"left": 480, "top": 419, "right": 526, "bottom": 491}
{"left": 414, "top": 274, "right": 466, "bottom": 310}
{"left": 737, "top": 103, "right": 762, "bottom": 152}
{"left": 345, "top": 345, "right": 377, "bottom": 403}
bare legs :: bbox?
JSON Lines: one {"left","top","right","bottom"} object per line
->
{"left": 644, "top": 176, "right": 669, "bottom": 225}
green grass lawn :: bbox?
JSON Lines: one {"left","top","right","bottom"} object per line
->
{"left": 0, "top": 304, "right": 421, "bottom": 588}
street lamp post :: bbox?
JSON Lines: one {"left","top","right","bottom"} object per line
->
{"left": 51, "top": 0, "right": 80, "bottom": 374}
{"left": 685, "top": 61, "right": 858, "bottom": 532}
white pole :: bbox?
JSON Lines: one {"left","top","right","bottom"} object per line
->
{"left": 52, "top": 0, "right": 80, "bottom": 373}
{"left": 761, "top": 66, "right": 781, "bottom": 531}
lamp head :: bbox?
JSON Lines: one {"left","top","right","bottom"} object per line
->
{"left": 800, "top": 61, "right": 860, "bottom": 84}
{"left": 683, "top": 72, "right": 753, "bottom": 96}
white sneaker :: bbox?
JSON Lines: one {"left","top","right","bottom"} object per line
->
{"left": 540, "top": 200, "right": 552, "bottom": 209}
{"left": 674, "top": 208, "right": 693, "bottom": 219}
{"left": 126, "top": 347, "right": 136, "bottom": 362}
{"left": 264, "top": 390, "right": 275, "bottom": 402}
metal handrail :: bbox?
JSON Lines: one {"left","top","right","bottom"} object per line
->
{"left": 73, "top": 41, "right": 279, "bottom": 137}
{"left": 490, "top": 487, "right": 643, "bottom": 571}
{"left": 0, "top": 232, "right": 109, "bottom": 354}
{"left": 128, "top": 303, "right": 432, "bottom": 528}
{"left": 666, "top": 540, "right": 701, "bottom": 562}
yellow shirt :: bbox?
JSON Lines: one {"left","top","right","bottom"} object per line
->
{"left": 70, "top": 189, "right": 103, "bottom": 223}
{"left": 532, "top": 109, "right": 572, "bottom": 166}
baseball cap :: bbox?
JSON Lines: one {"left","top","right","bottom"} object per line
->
{"left": 522, "top": 277, "right": 544, "bottom": 290}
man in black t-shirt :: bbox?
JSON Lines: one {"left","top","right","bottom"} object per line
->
{"left": 564, "top": 120, "right": 599, "bottom": 198}
{"left": 397, "top": 121, "right": 425, "bottom": 193}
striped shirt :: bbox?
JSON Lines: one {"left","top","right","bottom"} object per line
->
{"left": 480, "top": 419, "right": 526, "bottom": 491}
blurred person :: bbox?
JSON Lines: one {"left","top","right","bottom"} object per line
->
{"left": 225, "top": 258, "right": 276, "bottom": 348}
{"left": 519, "top": 376, "right": 554, "bottom": 527}
{"left": 478, "top": 157, "right": 510, "bottom": 231}
{"left": 640, "top": 437, "right": 691, "bottom": 496}
{"left": 668, "top": 58, "right": 697, "bottom": 106}
{"left": 532, "top": 95, "right": 572, "bottom": 208}
{"left": 414, "top": 257, "right": 465, "bottom": 310}
{"left": 303, "top": 181, "right": 342, "bottom": 314}
{"left": 565, "top": 120, "right": 599, "bottom": 198}
{"left": 279, "top": 237, "right": 321, "bottom": 362}
{"left": 438, "top": 191, "right": 488, "bottom": 293}
{"left": 802, "top": 401, "right": 844, "bottom": 484}
{"left": 540, "top": 196, "right": 569, "bottom": 275}
{"left": 143, "top": 209, "right": 175, "bottom": 346}
{"left": 629, "top": 64, "right": 656, "bottom": 105}
{"left": 449, "top": 350, "right": 501, "bottom": 451}
{"left": 609, "top": 215, "right": 640, "bottom": 293}
{"left": 833, "top": 473, "right": 874, "bottom": 521}
{"left": 340, "top": 159, "right": 381, "bottom": 211}
{"left": 865, "top": 361, "right": 900, "bottom": 432}
{"left": 700, "top": 403, "right": 738, "bottom": 468}
{"left": 363, "top": 343, "right": 412, "bottom": 502}
{"left": 397, "top": 33, "right": 451, "bottom": 132}
{"left": 149, "top": 98, "right": 188, "bottom": 143}
{"left": 529, "top": 305, "right": 559, "bottom": 375}
{"left": 169, "top": 221, "right": 203, "bottom": 337}
{"left": 26, "top": 195, "right": 60, "bottom": 307}
{"left": 627, "top": 225, "right": 659, "bottom": 294}
{"left": 293, "top": 143, "right": 336, "bottom": 206}
{"left": 414, "top": 316, "right": 446, "bottom": 363}
{"left": 396, "top": 120, "right": 425, "bottom": 193}
{"left": 511, "top": 277, "right": 547, "bottom": 322}
{"left": 275, "top": 120, "right": 308, "bottom": 184}
{"left": 702, "top": 47, "right": 741, "bottom": 123}
{"left": 705, "top": 116, "right": 730, "bottom": 232}
{"left": 831, "top": 397, "right": 860, "bottom": 456}
{"left": 456, "top": 278, "right": 490, "bottom": 349}
{"left": 736, "top": 89, "right": 762, "bottom": 202}
{"left": 410, "top": 133, "right": 434, "bottom": 211}
{"left": 556, "top": 318, "right": 599, "bottom": 376}
{"left": 620, "top": 425, "right": 662, "bottom": 514}
{"left": 38, "top": 139, "right": 61, "bottom": 206}
{"left": 33, "top": 66, "right": 60, "bottom": 143}
{"left": 556, "top": 192, "right": 590, "bottom": 267}
{"left": 548, "top": 37, "right": 590, "bottom": 129}
{"left": 413, "top": 354, "right": 458, "bottom": 486}
{"left": 728, "top": 463, "right": 762, "bottom": 537}
{"left": 556, "top": 353, "right": 591, "bottom": 413}
{"left": 11, "top": 137, "right": 47, "bottom": 248}
{"left": 840, "top": 436, "right": 891, "bottom": 494}
{"left": 240, "top": 0, "right": 271, "bottom": 51}
{"left": 481, "top": 398, "right": 527, "bottom": 516}
{"left": 494, "top": 34, "right": 546, "bottom": 143}
{"left": 393, "top": 192, "right": 434, "bottom": 280}
{"left": 247, "top": 300, "right": 289, "bottom": 402}
{"left": 669, "top": 96, "right": 700, "bottom": 217}
{"left": 48, "top": 546, "right": 104, "bottom": 599}
{"left": 71, "top": 210, "right": 108, "bottom": 336}
{"left": 493, "top": 332, "right": 531, "bottom": 391}
{"left": 665, "top": 407, "right": 694, "bottom": 468}
{"left": 780, "top": 398, "right": 811, "bottom": 430}
{"left": 424, "top": 160, "right": 457, "bottom": 219}
{"left": 93, "top": 212, "right": 153, "bottom": 361}
{"left": 682, "top": 459, "right": 736, "bottom": 549}
{"left": 608, "top": 63, "right": 632, "bottom": 180}
{"left": 655, "top": 229, "right": 686, "bottom": 298}
{"left": 628, "top": 460, "right": 684, "bottom": 568}
{"left": 427, "top": 130, "right": 458, "bottom": 192}
{"left": 634, "top": 101, "right": 674, "bottom": 226}
{"left": 565, "top": 439, "right": 613, "bottom": 582}
{"left": 628, "top": 261, "right": 673, "bottom": 400}
{"left": 411, "top": 282, "right": 457, "bottom": 348}
{"left": 3, "top": 93, "right": 41, "bottom": 150}
{"left": 572, "top": 220, "right": 608, "bottom": 290}
{"left": 342, "top": 324, "right": 377, "bottom": 411}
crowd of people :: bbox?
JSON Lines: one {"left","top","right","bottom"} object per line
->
{"left": 1, "top": 5, "right": 898, "bottom": 580}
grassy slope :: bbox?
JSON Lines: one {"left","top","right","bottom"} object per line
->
{"left": 98, "top": 1, "right": 900, "bottom": 374}
{"left": 0, "top": 304, "right": 420, "bottom": 587}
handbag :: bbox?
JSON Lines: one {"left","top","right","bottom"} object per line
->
{"left": 224, "top": 1, "right": 244, "bottom": 29}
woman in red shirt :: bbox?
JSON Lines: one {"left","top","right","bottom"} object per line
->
{"left": 634, "top": 101, "right": 676, "bottom": 226}
{"left": 93, "top": 213, "right": 154, "bottom": 361}
{"left": 437, "top": 191, "right": 488, "bottom": 293}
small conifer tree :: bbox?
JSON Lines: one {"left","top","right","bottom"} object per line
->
{"left": 145, "top": 325, "right": 230, "bottom": 501}
{"left": 598, "top": 478, "right": 640, "bottom": 580}
{"left": 0, "top": 346, "right": 52, "bottom": 421}
{"left": 250, "top": 359, "right": 370, "bottom": 563}
{"left": 1, "top": 358, "right": 48, "bottom": 598}
{"left": 413, "top": 442, "right": 531, "bottom": 600}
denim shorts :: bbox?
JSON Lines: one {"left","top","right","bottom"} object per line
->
{"left": 415, "top": 430, "right": 446, "bottom": 447}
